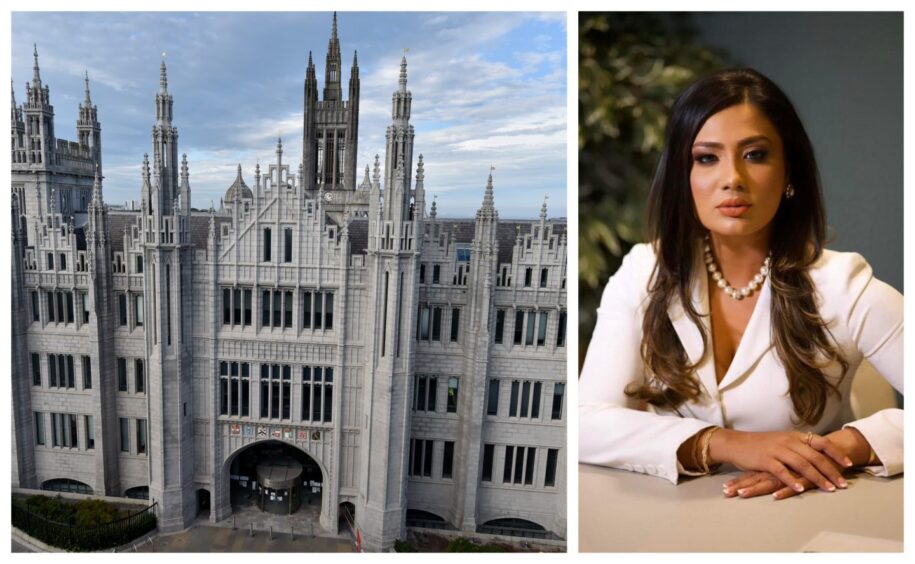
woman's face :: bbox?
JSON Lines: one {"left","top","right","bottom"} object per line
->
{"left": 689, "top": 103, "right": 788, "bottom": 242}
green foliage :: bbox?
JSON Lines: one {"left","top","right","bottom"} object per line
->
{"left": 444, "top": 537, "right": 507, "bottom": 552}
{"left": 394, "top": 539, "right": 418, "bottom": 552}
{"left": 13, "top": 495, "right": 157, "bottom": 551}
{"left": 578, "top": 13, "right": 730, "bottom": 365}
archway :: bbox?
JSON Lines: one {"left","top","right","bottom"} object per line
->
{"left": 124, "top": 486, "right": 150, "bottom": 500}
{"left": 226, "top": 441, "right": 324, "bottom": 522}
{"left": 478, "top": 518, "right": 551, "bottom": 539}
{"left": 41, "top": 478, "right": 93, "bottom": 495}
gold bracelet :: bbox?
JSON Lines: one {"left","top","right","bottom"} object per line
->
{"left": 692, "top": 428, "right": 709, "bottom": 472}
{"left": 866, "top": 448, "right": 880, "bottom": 466}
{"left": 699, "top": 427, "right": 721, "bottom": 474}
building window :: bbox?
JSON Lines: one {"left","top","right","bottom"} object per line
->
{"left": 508, "top": 380, "right": 542, "bottom": 419}
{"left": 51, "top": 413, "right": 78, "bottom": 448}
{"left": 545, "top": 448, "right": 559, "bottom": 487}
{"left": 31, "top": 291, "right": 39, "bottom": 322}
{"left": 413, "top": 375, "right": 437, "bottom": 412}
{"left": 85, "top": 415, "right": 94, "bottom": 450}
{"left": 447, "top": 377, "right": 458, "bottom": 413}
{"left": 557, "top": 311, "right": 566, "bottom": 347}
{"left": 513, "top": 310, "right": 524, "bottom": 344}
{"left": 503, "top": 445, "right": 536, "bottom": 486}
{"left": 134, "top": 295, "right": 144, "bottom": 326}
{"left": 258, "top": 364, "right": 293, "bottom": 420}
{"left": 524, "top": 267, "right": 532, "bottom": 287}
{"left": 540, "top": 268, "right": 548, "bottom": 288}
{"left": 487, "top": 379, "right": 500, "bottom": 416}
{"left": 117, "top": 357, "right": 128, "bottom": 392}
{"left": 47, "top": 253, "right": 54, "bottom": 270}
{"left": 497, "top": 265, "right": 511, "bottom": 287}
{"left": 417, "top": 306, "right": 430, "bottom": 340}
{"left": 82, "top": 356, "right": 91, "bottom": 389}
{"left": 119, "top": 418, "right": 130, "bottom": 452}
{"left": 301, "top": 366, "right": 333, "bottom": 423}
{"left": 482, "top": 444, "right": 494, "bottom": 482}
{"left": 136, "top": 255, "right": 144, "bottom": 273}
{"left": 284, "top": 291, "right": 293, "bottom": 328}
{"left": 551, "top": 383, "right": 565, "bottom": 420}
{"left": 263, "top": 227, "right": 272, "bottom": 262}
{"left": 261, "top": 289, "right": 296, "bottom": 329}
{"left": 59, "top": 253, "right": 67, "bottom": 271}
{"left": 432, "top": 307, "right": 442, "bottom": 341}
{"left": 220, "top": 361, "right": 251, "bottom": 417}
{"left": 432, "top": 264, "right": 440, "bottom": 284}
{"left": 409, "top": 439, "right": 434, "bottom": 477}
{"left": 48, "top": 354, "right": 75, "bottom": 389}
{"left": 223, "top": 289, "right": 231, "bottom": 324}
{"left": 46, "top": 290, "right": 74, "bottom": 324}
{"left": 301, "top": 290, "right": 333, "bottom": 330}
{"left": 450, "top": 309, "right": 460, "bottom": 342}
{"left": 494, "top": 310, "right": 505, "bottom": 344}
{"left": 81, "top": 292, "right": 90, "bottom": 323}
{"left": 136, "top": 419, "right": 147, "bottom": 455}
{"left": 34, "top": 412, "right": 45, "bottom": 445}
{"left": 442, "top": 441, "right": 455, "bottom": 479}
{"left": 284, "top": 228, "right": 293, "bottom": 263}
{"left": 243, "top": 289, "right": 252, "bottom": 325}
{"left": 537, "top": 311, "right": 548, "bottom": 346}
{"left": 118, "top": 294, "right": 127, "bottom": 326}
{"left": 135, "top": 359, "right": 145, "bottom": 394}
{"left": 419, "top": 264, "right": 425, "bottom": 284}
{"left": 31, "top": 353, "right": 41, "bottom": 386}
{"left": 525, "top": 312, "right": 536, "bottom": 346}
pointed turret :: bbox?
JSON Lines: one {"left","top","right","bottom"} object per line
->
{"left": 159, "top": 57, "right": 168, "bottom": 94}
{"left": 77, "top": 71, "right": 102, "bottom": 169}
{"left": 150, "top": 55, "right": 179, "bottom": 216}
{"left": 360, "top": 165, "right": 372, "bottom": 190}
{"left": 32, "top": 44, "right": 42, "bottom": 88}
{"left": 323, "top": 12, "right": 343, "bottom": 102}
{"left": 384, "top": 53, "right": 415, "bottom": 205}
{"left": 83, "top": 71, "right": 92, "bottom": 105}
{"left": 22, "top": 44, "right": 54, "bottom": 168}
{"left": 414, "top": 154, "right": 426, "bottom": 220}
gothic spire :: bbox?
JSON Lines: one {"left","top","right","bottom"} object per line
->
{"left": 482, "top": 171, "right": 495, "bottom": 210}
{"left": 159, "top": 55, "right": 168, "bottom": 93}
{"left": 372, "top": 154, "right": 381, "bottom": 188}
{"left": 32, "top": 44, "right": 42, "bottom": 87}
{"left": 91, "top": 164, "right": 103, "bottom": 208}
{"left": 540, "top": 195, "right": 548, "bottom": 221}
{"left": 399, "top": 54, "right": 408, "bottom": 92}
{"left": 11, "top": 79, "right": 16, "bottom": 117}
{"left": 430, "top": 196, "right": 437, "bottom": 219}
{"left": 83, "top": 71, "right": 92, "bottom": 105}
{"left": 331, "top": 11, "right": 338, "bottom": 41}
{"left": 353, "top": 50, "right": 358, "bottom": 67}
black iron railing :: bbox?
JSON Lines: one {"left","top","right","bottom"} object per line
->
{"left": 12, "top": 500, "right": 157, "bottom": 552}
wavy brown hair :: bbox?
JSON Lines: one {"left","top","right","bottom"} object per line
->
{"left": 626, "top": 69, "right": 848, "bottom": 426}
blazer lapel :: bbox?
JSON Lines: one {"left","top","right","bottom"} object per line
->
{"left": 667, "top": 259, "right": 718, "bottom": 399}
{"left": 718, "top": 278, "right": 774, "bottom": 390}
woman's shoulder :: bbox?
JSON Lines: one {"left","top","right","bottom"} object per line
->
{"left": 808, "top": 249, "right": 874, "bottom": 297}
{"left": 598, "top": 243, "right": 657, "bottom": 309}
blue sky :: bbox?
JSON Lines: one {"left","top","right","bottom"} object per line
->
{"left": 12, "top": 12, "right": 567, "bottom": 219}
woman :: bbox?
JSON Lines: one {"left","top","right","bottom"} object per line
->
{"left": 579, "top": 69, "right": 903, "bottom": 500}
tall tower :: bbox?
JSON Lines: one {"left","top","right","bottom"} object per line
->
{"left": 302, "top": 13, "right": 360, "bottom": 193}
{"left": 76, "top": 71, "right": 102, "bottom": 171}
{"left": 383, "top": 55, "right": 415, "bottom": 197}
{"left": 22, "top": 45, "right": 55, "bottom": 170}
{"left": 141, "top": 58, "right": 196, "bottom": 532}
{"left": 357, "top": 54, "right": 424, "bottom": 552}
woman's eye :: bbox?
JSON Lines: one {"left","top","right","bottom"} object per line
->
{"left": 745, "top": 149, "right": 768, "bottom": 161}
{"left": 693, "top": 153, "right": 717, "bottom": 164}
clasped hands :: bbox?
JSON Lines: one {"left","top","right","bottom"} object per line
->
{"left": 710, "top": 427, "right": 874, "bottom": 500}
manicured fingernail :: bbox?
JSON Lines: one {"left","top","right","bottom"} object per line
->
{"left": 772, "top": 492, "right": 781, "bottom": 499}
{"left": 826, "top": 484, "right": 836, "bottom": 492}
{"left": 737, "top": 489, "right": 746, "bottom": 496}
{"left": 844, "top": 458, "right": 853, "bottom": 467}
{"left": 794, "top": 483, "right": 804, "bottom": 492}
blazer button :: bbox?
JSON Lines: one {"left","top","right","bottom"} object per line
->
{"left": 633, "top": 464, "right": 644, "bottom": 473}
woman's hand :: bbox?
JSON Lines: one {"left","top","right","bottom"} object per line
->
{"left": 708, "top": 429, "right": 853, "bottom": 493}
{"left": 720, "top": 428, "right": 876, "bottom": 499}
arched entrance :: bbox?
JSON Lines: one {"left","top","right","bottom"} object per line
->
{"left": 226, "top": 441, "right": 324, "bottom": 521}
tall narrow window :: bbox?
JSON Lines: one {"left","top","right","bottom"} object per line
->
{"left": 419, "top": 264, "right": 425, "bottom": 284}
{"left": 540, "top": 268, "right": 548, "bottom": 288}
{"left": 117, "top": 358, "right": 128, "bottom": 392}
{"left": 65, "top": 292, "right": 74, "bottom": 323}
{"left": 31, "top": 291, "right": 39, "bottom": 322}
{"left": 241, "top": 363, "right": 250, "bottom": 417}
{"left": 301, "top": 366, "right": 311, "bottom": 421}
{"left": 545, "top": 448, "right": 559, "bottom": 487}
{"left": 47, "top": 253, "right": 54, "bottom": 270}
{"left": 525, "top": 312, "right": 536, "bottom": 346}
{"left": 59, "top": 253, "right": 67, "bottom": 270}
{"left": 509, "top": 381, "right": 519, "bottom": 417}
{"left": 432, "top": 264, "right": 440, "bottom": 284}
{"left": 135, "top": 359, "right": 145, "bottom": 393}
{"left": 165, "top": 264, "right": 171, "bottom": 345}
{"left": 284, "top": 291, "right": 293, "bottom": 328}
{"left": 284, "top": 228, "right": 293, "bottom": 263}
{"left": 263, "top": 227, "right": 272, "bottom": 262}
{"left": 447, "top": 377, "right": 459, "bottom": 413}
{"left": 312, "top": 367, "right": 323, "bottom": 422}
{"left": 260, "top": 365, "right": 269, "bottom": 418}
{"left": 136, "top": 255, "right": 144, "bottom": 273}
{"left": 503, "top": 446, "right": 515, "bottom": 483}
{"left": 520, "top": 381, "right": 531, "bottom": 417}
{"left": 325, "top": 293, "right": 334, "bottom": 329}
{"left": 82, "top": 356, "right": 91, "bottom": 389}
{"left": 323, "top": 368, "right": 333, "bottom": 423}
{"left": 244, "top": 289, "right": 252, "bottom": 326}
{"left": 47, "top": 291, "right": 55, "bottom": 322}
{"left": 482, "top": 444, "right": 494, "bottom": 482}
{"left": 417, "top": 306, "right": 430, "bottom": 341}
{"left": 551, "top": 383, "right": 565, "bottom": 420}
{"left": 136, "top": 419, "right": 147, "bottom": 455}
{"left": 271, "top": 365, "right": 280, "bottom": 419}
{"left": 81, "top": 292, "right": 89, "bottom": 323}
{"left": 487, "top": 379, "right": 500, "bottom": 416}
{"left": 262, "top": 290, "right": 271, "bottom": 327}
{"left": 514, "top": 447, "right": 525, "bottom": 484}
{"left": 302, "top": 291, "right": 312, "bottom": 329}
{"left": 524, "top": 267, "right": 532, "bottom": 287}
{"left": 314, "top": 291, "right": 323, "bottom": 329}
{"left": 557, "top": 311, "right": 567, "bottom": 347}
{"left": 531, "top": 382, "right": 542, "bottom": 418}
{"left": 272, "top": 290, "right": 281, "bottom": 328}
{"left": 233, "top": 289, "right": 241, "bottom": 326}
{"left": 513, "top": 310, "right": 524, "bottom": 344}
{"left": 450, "top": 309, "right": 460, "bottom": 342}
{"left": 49, "top": 354, "right": 57, "bottom": 387}
{"left": 31, "top": 353, "right": 41, "bottom": 386}
{"left": 494, "top": 310, "right": 505, "bottom": 344}
{"left": 423, "top": 439, "right": 434, "bottom": 476}
{"left": 525, "top": 447, "right": 536, "bottom": 485}
{"left": 537, "top": 311, "right": 548, "bottom": 346}
{"left": 135, "top": 295, "right": 144, "bottom": 327}
{"left": 282, "top": 365, "right": 291, "bottom": 419}
{"left": 118, "top": 294, "right": 127, "bottom": 326}
{"left": 220, "top": 362, "right": 229, "bottom": 415}
{"left": 119, "top": 418, "right": 130, "bottom": 452}
{"left": 85, "top": 416, "right": 94, "bottom": 449}
{"left": 34, "top": 413, "right": 45, "bottom": 445}
{"left": 431, "top": 307, "right": 442, "bottom": 341}
{"left": 442, "top": 441, "right": 455, "bottom": 479}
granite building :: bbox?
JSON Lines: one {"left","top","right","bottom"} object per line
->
{"left": 10, "top": 15, "right": 567, "bottom": 552}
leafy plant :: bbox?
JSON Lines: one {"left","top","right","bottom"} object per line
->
{"left": 578, "top": 13, "right": 730, "bottom": 365}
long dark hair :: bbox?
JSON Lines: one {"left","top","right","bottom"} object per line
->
{"left": 628, "top": 68, "right": 848, "bottom": 426}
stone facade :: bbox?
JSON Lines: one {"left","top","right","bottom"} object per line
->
{"left": 10, "top": 16, "right": 567, "bottom": 552}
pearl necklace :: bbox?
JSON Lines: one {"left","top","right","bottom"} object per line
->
{"left": 704, "top": 239, "right": 771, "bottom": 301}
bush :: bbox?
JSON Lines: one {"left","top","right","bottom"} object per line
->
{"left": 75, "top": 499, "right": 120, "bottom": 527}
{"left": 394, "top": 539, "right": 418, "bottom": 552}
{"left": 444, "top": 537, "right": 506, "bottom": 552}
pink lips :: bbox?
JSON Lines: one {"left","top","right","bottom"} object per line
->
{"left": 717, "top": 198, "right": 752, "bottom": 218}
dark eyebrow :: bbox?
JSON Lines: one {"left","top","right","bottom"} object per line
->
{"left": 692, "top": 135, "right": 771, "bottom": 150}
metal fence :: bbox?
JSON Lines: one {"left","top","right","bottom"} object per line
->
{"left": 12, "top": 500, "right": 157, "bottom": 552}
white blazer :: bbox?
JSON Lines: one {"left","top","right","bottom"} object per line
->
{"left": 579, "top": 243, "right": 903, "bottom": 484}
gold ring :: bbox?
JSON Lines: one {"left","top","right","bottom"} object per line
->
{"left": 804, "top": 431, "right": 814, "bottom": 446}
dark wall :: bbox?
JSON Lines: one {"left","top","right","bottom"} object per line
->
{"left": 692, "top": 12, "right": 903, "bottom": 292}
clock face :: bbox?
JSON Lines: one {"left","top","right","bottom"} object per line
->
{"left": 322, "top": 191, "right": 333, "bottom": 203}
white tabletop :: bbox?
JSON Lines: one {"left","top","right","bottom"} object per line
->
{"left": 579, "top": 463, "right": 903, "bottom": 552}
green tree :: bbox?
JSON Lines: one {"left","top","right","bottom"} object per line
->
{"left": 578, "top": 13, "right": 729, "bottom": 365}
